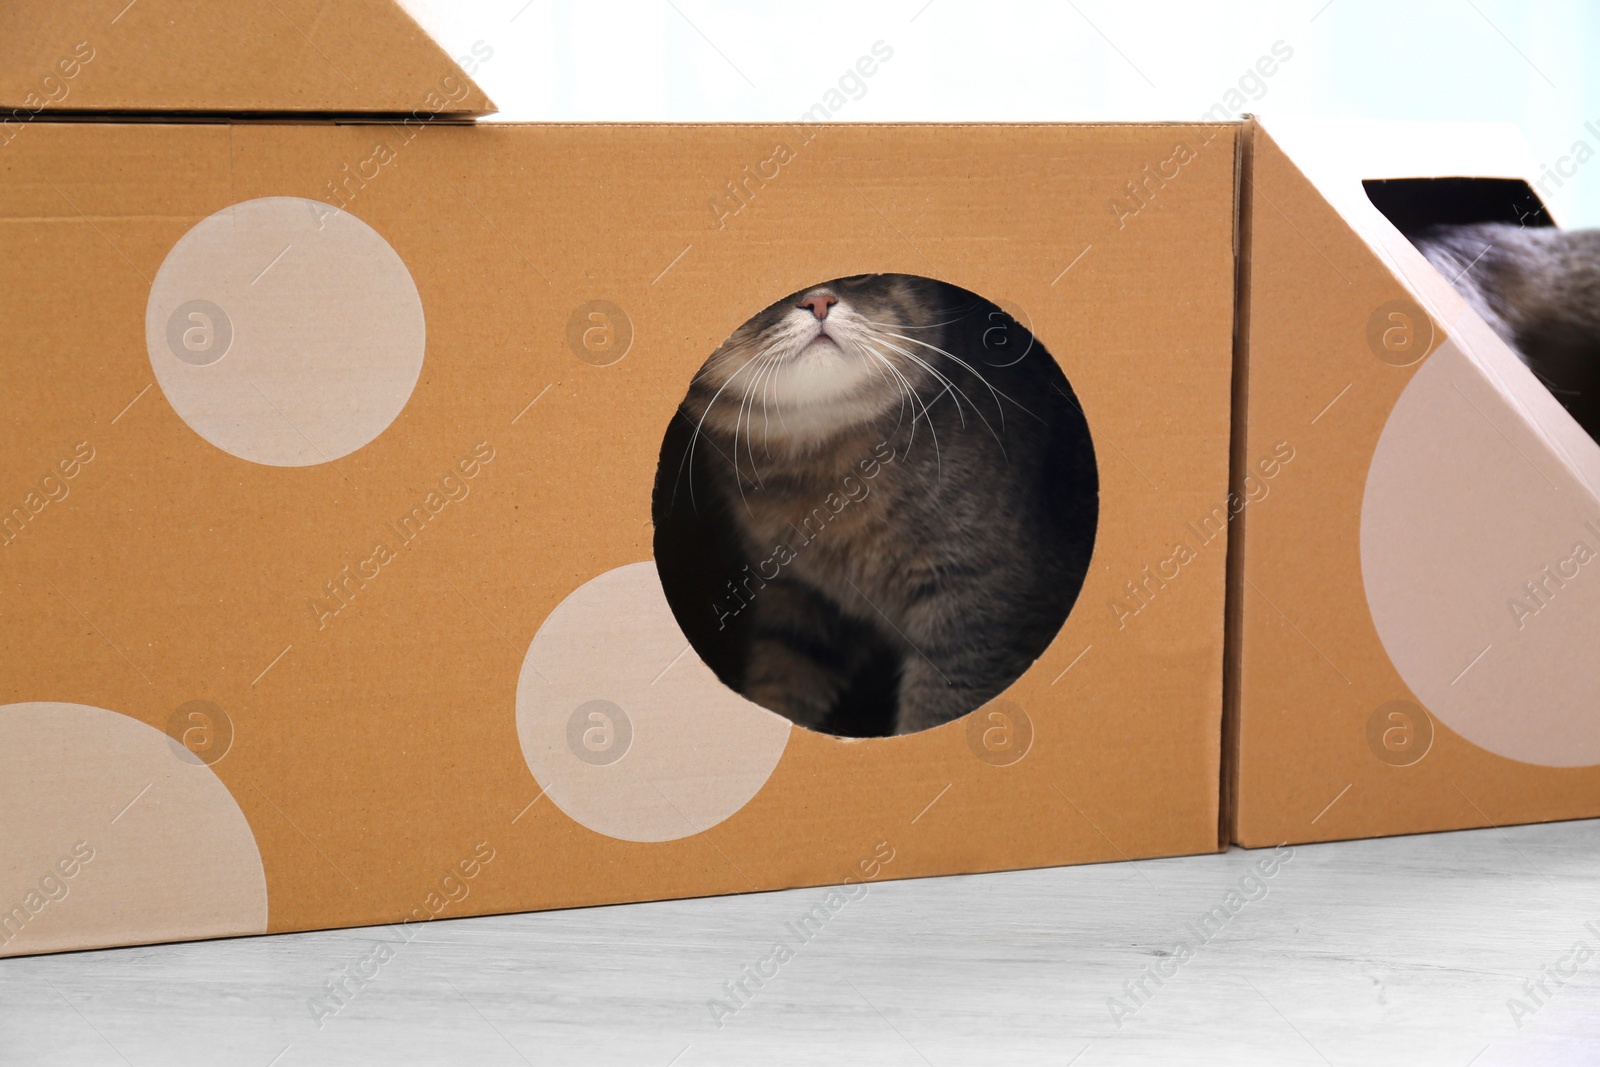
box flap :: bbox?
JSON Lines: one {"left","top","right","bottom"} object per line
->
{"left": 0, "top": 0, "right": 493, "bottom": 115}
{"left": 1231, "top": 115, "right": 1600, "bottom": 847}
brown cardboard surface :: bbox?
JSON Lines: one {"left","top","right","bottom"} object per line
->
{"left": 1, "top": 121, "right": 1237, "bottom": 955}
{"left": 0, "top": 0, "right": 492, "bottom": 115}
{"left": 1229, "top": 118, "right": 1600, "bottom": 847}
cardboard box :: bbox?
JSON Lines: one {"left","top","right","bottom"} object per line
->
{"left": 1227, "top": 116, "right": 1600, "bottom": 847}
{"left": 0, "top": 0, "right": 494, "bottom": 114}
{"left": 0, "top": 1, "right": 1239, "bottom": 956}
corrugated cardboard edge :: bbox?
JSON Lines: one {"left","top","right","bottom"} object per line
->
{"left": 0, "top": 0, "right": 493, "bottom": 116}
{"left": 1223, "top": 117, "right": 1423, "bottom": 849}
{"left": 1218, "top": 116, "right": 1257, "bottom": 850}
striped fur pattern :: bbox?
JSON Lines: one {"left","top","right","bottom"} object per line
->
{"left": 661, "top": 274, "right": 1097, "bottom": 736}
{"left": 1415, "top": 223, "right": 1600, "bottom": 442}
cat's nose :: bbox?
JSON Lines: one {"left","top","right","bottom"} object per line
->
{"left": 799, "top": 291, "right": 838, "bottom": 320}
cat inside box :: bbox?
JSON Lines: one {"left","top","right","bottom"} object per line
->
{"left": 1415, "top": 223, "right": 1600, "bottom": 442}
{"left": 1369, "top": 177, "right": 1600, "bottom": 443}
{"left": 653, "top": 274, "right": 1098, "bottom": 739}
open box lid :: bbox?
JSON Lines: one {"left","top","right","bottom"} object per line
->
{"left": 0, "top": 0, "right": 493, "bottom": 115}
{"left": 1251, "top": 115, "right": 1600, "bottom": 504}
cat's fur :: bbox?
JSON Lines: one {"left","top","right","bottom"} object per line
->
{"left": 1413, "top": 223, "right": 1600, "bottom": 441}
{"left": 655, "top": 274, "right": 1097, "bottom": 736}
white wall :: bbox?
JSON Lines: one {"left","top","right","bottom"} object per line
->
{"left": 401, "top": 0, "right": 1600, "bottom": 226}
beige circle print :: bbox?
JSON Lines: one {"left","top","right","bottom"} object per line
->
{"left": 1362, "top": 340, "right": 1600, "bottom": 767}
{"left": 516, "top": 563, "right": 792, "bottom": 843}
{"left": 0, "top": 702, "right": 268, "bottom": 955}
{"left": 146, "top": 196, "right": 425, "bottom": 466}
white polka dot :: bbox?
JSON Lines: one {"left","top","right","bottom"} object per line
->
{"left": 146, "top": 196, "right": 425, "bottom": 466}
{"left": 0, "top": 703, "right": 268, "bottom": 955}
{"left": 1362, "top": 338, "right": 1600, "bottom": 767}
{"left": 515, "top": 563, "right": 792, "bottom": 843}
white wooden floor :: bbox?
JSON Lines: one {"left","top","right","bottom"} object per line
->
{"left": 3, "top": 819, "right": 1598, "bottom": 1065}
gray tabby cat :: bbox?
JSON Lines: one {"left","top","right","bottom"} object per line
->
{"left": 1414, "top": 224, "right": 1600, "bottom": 441}
{"left": 655, "top": 274, "right": 1097, "bottom": 736}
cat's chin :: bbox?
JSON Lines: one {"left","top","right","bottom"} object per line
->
{"left": 747, "top": 392, "right": 904, "bottom": 453}
{"left": 801, "top": 335, "right": 841, "bottom": 354}
{"left": 750, "top": 354, "right": 899, "bottom": 446}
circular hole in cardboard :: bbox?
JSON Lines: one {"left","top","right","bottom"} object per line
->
{"left": 651, "top": 273, "right": 1098, "bottom": 738}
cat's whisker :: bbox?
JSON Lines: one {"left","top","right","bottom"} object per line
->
{"left": 732, "top": 353, "right": 761, "bottom": 471}
{"left": 884, "top": 328, "right": 1044, "bottom": 428}
{"left": 682, "top": 344, "right": 780, "bottom": 514}
{"left": 876, "top": 329, "right": 1032, "bottom": 429}
{"left": 884, "top": 341, "right": 1011, "bottom": 464}
{"left": 858, "top": 344, "right": 909, "bottom": 434}
{"left": 866, "top": 350, "right": 914, "bottom": 443}
{"left": 765, "top": 346, "right": 795, "bottom": 439}
{"left": 866, "top": 344, "right": 942, "bottom": 479}
{"left": 735, "top": 350, "right": 787, "bottom": 504}
{"left": 748, "top": 351, "right": 785, "bottom": 476}
{"left": 862, "top": 313, "right": 974, "bottom": 331}
{"left": 872, "top": 354, "right": 911, "bottom": 437}
{"left": 758, "top": 349, "right": 780, "bottom": 457}
{"left": 873, "top": 339, "right": 967, "bottom": 422}
{"left": 856, "top": 342, "right": 896, "bottom": 389}
{"left": 733, "top": 355, "right": 765, "bottom": 493}
{"left": 1528, "top": 365, "right": 1582, "bottom": 396}
{"left": 872, "top": 334, "right": 988, "bottom": 441}
{"left": 666, "top": 410, "right": 706, "bottom": 515}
